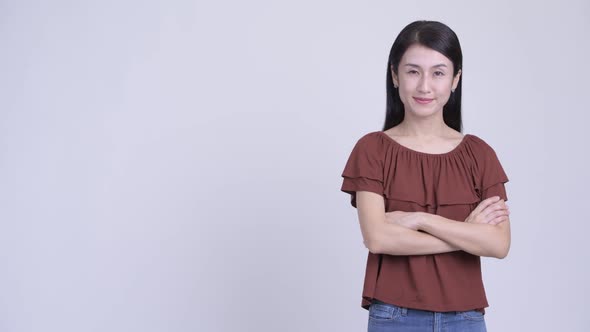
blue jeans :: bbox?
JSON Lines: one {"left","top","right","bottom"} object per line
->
{"left": 368, "top": 299, "right": 487, "bottom": 332}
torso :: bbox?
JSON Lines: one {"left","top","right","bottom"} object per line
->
{"left": 340, "top": 129, "right": 501, "bottom": 311}
{"left": 383, "top": 127, "right": 465, "bottom": 155}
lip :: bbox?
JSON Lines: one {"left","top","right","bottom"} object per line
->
{"left": 413, "top": 97, "right": 434, "bottom": 104}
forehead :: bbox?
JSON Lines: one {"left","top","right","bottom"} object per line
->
{"left": 400, "top": 44, "right": 453, "bottom": 68}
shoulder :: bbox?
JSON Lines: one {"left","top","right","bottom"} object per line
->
{"left": 342, "top": 131, "right": 389, "bottom": 180}
{"left": 466, "top": 134, "right": 510, "bottom": 190}
{"left": 465, "top": 133, "right": 507, "bottom": 173}
{"left": 343, "top": 131, "right": 393, "bottom": 166}
{"left": 356, "top": 130, "right": 386, "bottom": 142}
{"left": 357, "top": 131, "right": 395, "bottom": 146}
{"left": 466, "top": 133, "right": 493, "bottom": 149}
{"left": 349, "top": 131, "right": 391, "bottom": 150}
{"left": 465, "top": 133, "right": 500, "bottom": 157}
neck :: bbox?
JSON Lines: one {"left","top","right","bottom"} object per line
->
{"left": 396, "top": 111, "right": 449, "bottom": 137}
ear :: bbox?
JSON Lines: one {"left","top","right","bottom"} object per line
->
{"left": 390, "top": 64, "right": 399, "bottom": 87}
{"left": 452, "top": 69, "right": 462, "bottom": 90}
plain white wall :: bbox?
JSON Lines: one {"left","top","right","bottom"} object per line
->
{"left": 1, "top": 0, "right": 588, "bottom": 331}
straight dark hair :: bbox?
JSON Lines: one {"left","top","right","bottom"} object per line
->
{"left": 383, "top": 20, "right": 463, "bottom": 132}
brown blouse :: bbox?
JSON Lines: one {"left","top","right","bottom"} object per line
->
{"left": 340, "top": 131, "right": 509, "bottom": 313}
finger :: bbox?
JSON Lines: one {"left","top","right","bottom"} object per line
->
{"left": 468, "top": 197, "right": 504, "bottom": 223}
{"left": 473, "top": 196, "right": 501, "bottom": 215}
{"left": 481, "top": 207, "right": 507, "bottom": 221}
{"left": 489, "top": 214, "right": 508, "bottom": 224}
{"left": 472, "top": 206, "right": 506, "bottom": 224}
{"left": 490, "top": 215, "right": 509, "bottom": 225}
{"left": 489, "top": 210, "right": 510, "bottom": 220}
{"left": 489, "top": 199, "right": 506, "bottom": 208}
{"left": 487, "top": 210, "right": 510, "bottom": 223}
{"left": 481, "top": 200, "right": 508, "bottom": 216}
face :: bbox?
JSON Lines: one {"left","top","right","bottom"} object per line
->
{"left": 391, "top": 44, "right": 461, "bottom": 118}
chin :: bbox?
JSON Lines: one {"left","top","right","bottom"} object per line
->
{"left": 406, "top": 105, "right": 440, "bottom": 117}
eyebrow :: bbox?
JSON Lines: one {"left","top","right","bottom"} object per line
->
{"left": 404, "top": 63, "right": 448, "bottom": 68}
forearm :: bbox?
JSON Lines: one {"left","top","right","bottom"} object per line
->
{"left": 373, "top": 222, "right": 460, "bottom": 256}
{"left": 417, "top": 212, "right": 508, "bottom": 258}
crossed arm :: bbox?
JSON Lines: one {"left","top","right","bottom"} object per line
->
{"left": 356, "top": 191, "right": 511, "bottom": 259}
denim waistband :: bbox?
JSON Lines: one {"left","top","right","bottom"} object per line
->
{"left": 370, "top": 298, "right": 480, "bottom": 315}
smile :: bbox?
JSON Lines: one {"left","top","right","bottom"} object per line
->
{"left": 413, "top": 97, "right": 434, "bottom": 104}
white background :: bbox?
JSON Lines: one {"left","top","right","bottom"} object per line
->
{"left": 1, "top": 1, "right": 589, "bottom": 331}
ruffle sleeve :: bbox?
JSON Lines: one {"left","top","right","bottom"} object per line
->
{"left": 340, "top": 132, "right": 385, "bottom": 208}
{"left": 469, "top": 136, "right": 510, "bottom": 202}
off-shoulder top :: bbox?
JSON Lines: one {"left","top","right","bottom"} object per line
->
{"left": 340, "top": 131, "right": 509, "bottom": 312}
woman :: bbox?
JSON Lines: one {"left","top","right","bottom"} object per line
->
{"left": 340, "top": 20, "right": 510, "bottom": 331}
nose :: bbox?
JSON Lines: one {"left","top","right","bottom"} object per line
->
{"left": 417, "top": 75, "right": 431, "bottom": 94}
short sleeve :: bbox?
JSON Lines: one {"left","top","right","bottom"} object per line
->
{"left": 340, "top": 133, "right": 385, "bottom": 208}
{"left": 477, "top": 141, "right": 509, "bottom": 202}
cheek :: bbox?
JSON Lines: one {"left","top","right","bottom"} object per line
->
{"left": 397, "top": 79, "right": 416, "bottom": 94}
{"left": 430, "top": 80, "right": 453, "bottom": 98}
{"left": 441, "top": 78, "right": 455, "bottom": 90}
{"left": 437, "top": 89, "right": 453, "bottom": 105}
{"left": 438, "top": 94, "right": 451, "bottom": 105}
{"left": 397, "top": 86, "right": 412, "bottom": 103}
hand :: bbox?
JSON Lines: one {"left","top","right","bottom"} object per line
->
{"left": 385, "top": 211, "right": 422, "bottom": 231}
{"left": 465, "top": 196, "right": 510, "bottom": 225}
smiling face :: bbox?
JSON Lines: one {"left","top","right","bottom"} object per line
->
{"left": 391, "top": 44, "right": 461, "bottom": 118}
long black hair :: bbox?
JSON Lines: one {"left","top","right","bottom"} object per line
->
{"left": 383, "top": 20, "right": 463, "bottom": 132}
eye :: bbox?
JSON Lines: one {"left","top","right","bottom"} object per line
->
{"left": 434, "top": 71, "right": 445, "bottom": 77}
{"left": 407, "top": 70, "right": 419, "bottom": 75}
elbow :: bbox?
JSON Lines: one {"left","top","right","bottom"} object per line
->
{"left": 498, "top": 244, "right": 511, "bottom": 259}
{"left": 488, "top": 226, "right": 511, "bottom": 259}
{"left": 492, "top": 242, "right": 511, "bottom": 259}
{"left": 365, "top": 232, "right": 392, "bottom": 255}
{"left": 365, "top": 236, "right": 383, "bottom": 254}
{"left": 492, "top": 250, "right": 508, "bottom": 259}
{"left": 365, "top": 232, "right": 404, "bottom": 255}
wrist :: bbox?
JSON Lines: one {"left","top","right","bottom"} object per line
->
{"left": 416, "top": 212, "right": 430, "bottom": 230}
